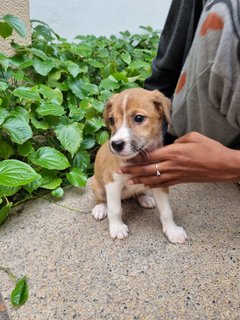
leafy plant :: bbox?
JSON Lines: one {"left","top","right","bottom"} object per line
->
{"left": 0, "top": 21, "right": 160, "bottom": 223}
{"left": 0, "top": 267, "right": 29, "bottom": 307}
{"left": 0, "top": 14, "right": 26, "bottom": 39}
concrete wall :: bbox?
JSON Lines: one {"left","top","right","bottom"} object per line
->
{"left": 0, "top": 0, "right": 31, "bottom": 55}
{"left": 29, "top": 0, "right": 171, "bottom": 40}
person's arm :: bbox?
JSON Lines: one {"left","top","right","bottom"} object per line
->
{"left": 144, "top": 0, "right": 204, "bottom": 98}
{"left": 118, "top": 132, "right": 240, "bottom": 187}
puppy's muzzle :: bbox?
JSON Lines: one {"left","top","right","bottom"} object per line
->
{"left": 111, "top": 140, "right": 126, "bottom": 152}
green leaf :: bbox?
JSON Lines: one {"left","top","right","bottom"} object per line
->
{"left": 0, "top": 54, "right": 10, "bottom": 71}
{"left": 18, "top": 141, "right": 34, "bottom": 157}
{"left": 0, "top": 202, "right": 12, "bottom": 225}
{"left": 0, "top": 81, "right": 8, "bottom": 91}
{"left": 99, "top": 90, "right": 113, "bottom": 101}
{"left": 139, "top": 25, "right": 153, "bottom": 32}
{"left": 29, "top": 147, "right": 70, "bottom": 170}
{"left": 23, "top": 178, "right": 41, "bottom": 193}
{"left": 10, "top": 107, "right": 30, "bottom": 121}
{"left": 39, "top": 171, "right": 62, "bottom": 190}
{"left": 87, "top": 59, "right": 104, "bottom": 68}
{"left": 0, "top": 108, "right": 9, "bottom": 125}
{"left": 72, "top": 150, "right": 90, "bottom": 170}
{"left": 92, "top": 100, "right": 104, "bottom": 113}
{"left": 13, "top": 87, "right": 41, "bottom": 102}
{"left": 81, "top": 137, "right": 96, "bottom": 149}
{"left": 19, "top": 58, "right": 33, "bottom": 69}
{"left": 0, "top": 22, "right": 13, "bottom": 39}
{"left": 100, "top": 78, "right": 120, "bottom": 90}
{"left": 84, "top": 118, "right": 104, "bottom": 134}
{"left": 51, "top": 187, "right": 64, "bottom": 198}
{"left": 121, "top": 52, "right": 131, "bottom": 65}
{"left": 55, "top": 122, "right": 83, "bottom": 157}
{"left": 129, "top": 60, "right": 149, "bottom": 70}
{"left": 33, "top": 59, "right": 54, "bottom": 76}
{"left": 49, "top": 69, "right": 62, "bottom": 80}
{"left": 36, "top": 102, "right": 65, "bottom": 116}
{"left": 11, "top": 276, "right": 29, "bottom": 307}
{"left": 65, "top": 61, "right": 80, "bottom": 78}
{"left": 96, "top": 130, "right": 109, "bottom": 145}
{"left": 0, "top": 185, "right": 19, "bottom": 197}
{"left": 72, "top": 44, "right": 92, "bottom": 57}
{"left": 0, "top": 160, "right": 40, "bottom": 186}
{"left": 81, "top": 82, "right": 99, "bottom": 96}
{"left": 113, "top": 72, "right": 129, "bottom": 83}
{"left": 66, "top": 168, "right": 87, "bottom": 187}
{"left": 30, "top": 48, "right": 48, "bottom": 61}
{"left": 2, "top": 115, "right": 33, "bottom": 144}
{"left": 68, "top": 79, "right": 84, "bottom": 99}
{"left": 0, "top": 141, "right": 14, "bottom": 159}
{"left": 38, "top": 85, "right": 63, "bottom": 104}
{"left": 30, "top": 113, "right": 49, "bottom": 130}
{"left": 12, "top": 70, "right": 24, "bottom": 81}
{"left": 2, "top": 14, "right": 26, "bottom": 37}
{"left": 32, "top": 23, "right": 55, "bottom": 41}
{"left": 68, "top": 104, "right": 86, "bottom": 121}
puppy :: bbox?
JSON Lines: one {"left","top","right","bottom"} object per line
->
{"left": 91, "top": 88, "right": 187, "bottom": 243}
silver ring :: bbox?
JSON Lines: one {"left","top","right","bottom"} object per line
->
{"left": 155, "top": 163, "right": 161, "bottom": 176}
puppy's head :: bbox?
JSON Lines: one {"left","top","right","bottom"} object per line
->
{"left": 104, "top": 88, "right": 171, "bottom": 159}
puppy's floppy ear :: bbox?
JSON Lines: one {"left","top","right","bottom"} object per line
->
{"left": 152, "top": 90, "right": 172, "bottom": 125}
{"left": 104, "top": 93, "right": 119, "bottom": 128}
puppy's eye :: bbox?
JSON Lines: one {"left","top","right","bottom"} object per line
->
{"left": 134, "top": 115, "right": 145, "bottom": 123}
{"left": 109, "top": 117, "right": 115, "bottom": 126}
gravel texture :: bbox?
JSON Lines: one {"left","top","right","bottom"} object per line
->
{"left": 0, "top": 181, "right": 239, "bottom": 320}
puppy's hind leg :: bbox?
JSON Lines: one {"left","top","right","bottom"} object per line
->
{"left": 152, "top": 188, "right": 188, "bottom": 244}
{"left": 136, "top": 193, "right": 155, "bottom": 209}
{"left": 92, "top": 203, "right": 108, "bottom": 221}
{"left": 91, "top": 176, "right": 108, "bottom": 220}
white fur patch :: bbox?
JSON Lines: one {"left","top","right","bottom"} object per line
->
{"left": 137, "top": 194, "right": 155, "bottom": 209}
{"left": 92, "top": 203, "right": 107, "bottom": 220}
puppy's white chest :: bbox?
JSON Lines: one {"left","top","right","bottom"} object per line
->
{"left": 112, "top": 173, "right": 146, "bottom": 199}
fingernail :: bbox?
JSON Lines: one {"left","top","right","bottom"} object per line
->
{"left": 116, "top": 169, "right": 123, "bottom": 174}
{"left": 128, "top": 180, "right": 134, "bottom": 185}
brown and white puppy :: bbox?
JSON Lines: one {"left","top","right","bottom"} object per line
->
{"left": 91, "top": 88, "right": 187, "bottom": 243}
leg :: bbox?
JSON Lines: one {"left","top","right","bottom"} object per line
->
{"left": 105, "top": 181, "right": 129, "bottom": 240}
{"left": 92, "top": 202, "right": 108, "bottom": 220}
{"left": 152, "top": 188, "right": 187, "bottom": 244}
{"left": 91, "top": 176, "right": 108, "bottom": 220}
{"left": 136, "top": 193, "right": 155, "bottom": 209}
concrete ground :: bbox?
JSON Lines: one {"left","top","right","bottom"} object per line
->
{"left": 0, "top": 181, "right": 239, "bottom": 320}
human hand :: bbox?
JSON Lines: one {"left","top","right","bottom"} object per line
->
{"left": 118, "top": 132, "right": 240, "bottom": 187}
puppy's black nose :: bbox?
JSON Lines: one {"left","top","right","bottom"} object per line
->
{"left": 111, "top": 140, "right": 125, "bottom": 152}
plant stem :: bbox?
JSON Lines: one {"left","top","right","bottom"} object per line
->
{"left": 0, "top": 266, "right": 17, "bottom": 282}
{"left": 42, "top": 196, "right": 85, "bottom": 213}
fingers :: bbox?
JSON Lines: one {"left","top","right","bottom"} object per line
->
{"left": 129, "top": 145, "right": 175, "bottom": 165}
{"left": 128, "top": 174, "right": 163, "bottom": 186}
{"left": 128, "top": 173, "right": 181, "bottom": 188}
{"left": 118, "top": 161, "right": 167, "bottom": 176}
{"left": 174, "top": 131, "right": 207, "bottom": 144}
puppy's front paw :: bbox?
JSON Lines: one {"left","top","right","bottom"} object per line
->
{"left": 163, "top": 225, "right": 188, "bottom": 244}
{"left": 92, "top": 203, "right": 107, "bottom": 220}
{"left": 137, "top": 194, "right": 155, "bottom": 209}
{"left": 109, "top": 222, "right": 129, "bottom": 240}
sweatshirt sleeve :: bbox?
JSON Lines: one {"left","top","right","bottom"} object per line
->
{"left": 144, "top": 0, "right": 204, "bottom": 98}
